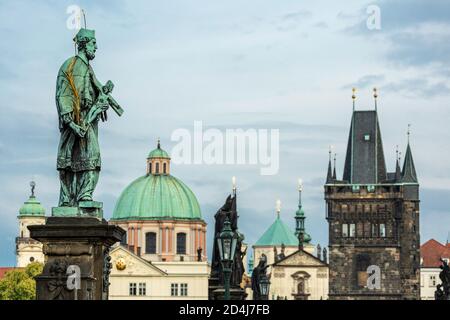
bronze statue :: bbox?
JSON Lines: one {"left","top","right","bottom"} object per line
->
{"left": 436, "top": 258, "right": 450, "bottom": 300}
{"left": 251, "top": 254, "right": 269, "bottom": 300}
{"left": 210, "top": 193, "right": 245, "bottom": 287}
{"left": 55, "top": 28, "right": 123, "bottom": 208}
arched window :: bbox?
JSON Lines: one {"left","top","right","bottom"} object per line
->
{"left": 177, "top": 233, "right": 186, "bottom": 254}
{"left": 163, "top": 163, "right": 167, "bottom": 174}
{"left": 149, "top": 163, "right": 152, "bottom": 174}
{"left": 145, "top": 232, "right": 157, "bottom": 254}
{"left": 156, "top": 163, "right": 160, "bottom": 174}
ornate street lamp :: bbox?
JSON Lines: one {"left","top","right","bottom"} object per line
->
{"left": 217, "top": 217, "right": 238, "bottom": 300}
{"left": 259, "top": 273, "right": 270, "bottom": 300}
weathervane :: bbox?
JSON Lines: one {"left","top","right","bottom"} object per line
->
{"left": 30, "top": 180, "right": 36, "bottom": 197}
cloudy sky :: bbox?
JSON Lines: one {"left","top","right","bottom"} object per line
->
{"left": 0, "top": 0, "right": 449, "bottom": 266}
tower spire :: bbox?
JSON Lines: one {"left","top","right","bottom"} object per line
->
{"left": 157, "top": 137, "right": 161, "bottom": 149}
{"left": 326, "top": 145, "right": 333, "bottom": 183}
{"left": 401, "top": 125, "right": 418, "bottom": 183}
{"left": 395, "top": 145, "right": 401, "bottom": 181}
{"left": 333, "top": 153, "right": 337, "bottom": 180}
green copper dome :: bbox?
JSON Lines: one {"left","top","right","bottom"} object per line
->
{"left": 255, "top": 215, "right": 298, "bottom": 246}
{"left": 112, "top": 174, "right": 202, "bottom": 220}
{"left": 147, "top": 142, "right": 170, "bottom": 159}
{"left": 19, "top": 195, "right": 45, "bottom": 217}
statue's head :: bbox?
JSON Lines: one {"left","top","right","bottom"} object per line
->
{"left": 74, "top": 28, "right": 97, "bottom": 60}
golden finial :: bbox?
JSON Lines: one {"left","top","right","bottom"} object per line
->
{"left": 276, "top": 199, "right": 281, "bottom": 216}
{"left": 232, "top": 176, "right": 236, "bottom": 194}
{"left": 298, "top": 178, "right": 303, "bottom": 192}
{"left": 373, "top": 87, "right": 378, "bottom": 111}
{"left": 352, "top": 88, "right": 356, "bottom": 100}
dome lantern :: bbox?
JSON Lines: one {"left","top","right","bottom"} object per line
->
{"left": 146, "top": 139, "right": 171, "bottom": 175}
{"left": 19, "top": 180, "right": 45, "bottom": 217}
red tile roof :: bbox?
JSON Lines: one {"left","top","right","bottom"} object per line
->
{"left": 421, "top": 239, "right": 450, "bottom": 268}
{"left": 0, "top": 267, "right": 17, "bottom": 279}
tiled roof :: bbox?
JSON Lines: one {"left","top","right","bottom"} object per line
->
{"left": 421, "top": 239, "right": 450, "bottom": 268}
{"left": 0, "top": 267, "right": 17, "bottom": 279}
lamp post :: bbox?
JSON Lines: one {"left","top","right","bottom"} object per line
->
{"left": 259, "top": 273, "right": 270, "bottom": 300}
{"left": 217, "top": 217, "right": 238, "bottom": 300}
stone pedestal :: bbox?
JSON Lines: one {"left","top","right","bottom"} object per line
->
{"left": 29, "top": 216, "right": 125, "bottom": 300}
{"left": 209, "top": 277, "right": 247, "bottom": 300}
{"left": 51, "top": 201, "right": 103, "bottom": 218}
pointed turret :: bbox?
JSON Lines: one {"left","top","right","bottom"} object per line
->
{"left": 401, "top": 125, "right": 418, "bottom": 184}
{"left": 332, "top": 153, "right": 337, "bottom": 180}
{"left": 401, "top": 142, "right": 418, "bottom": 183}
{"left": 326, "top": 147, "right": 333, "bottom": 184}
{"left": 395, "top": 146, "right": 402, "bottom": 182}
{"left": 294, "top": 179, "right": 311, "bottom": 244}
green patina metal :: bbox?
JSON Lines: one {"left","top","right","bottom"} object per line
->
{"left": 54, "top": 27, "right": 123, "bottom": 215}
{"left": 19, "top": 195, "right": 45, "bottom": 217}
{"left": 254, "top": 215, "right": 298, "bottom": 246}
{"left": 112, "top": 174, "right": 202, "bottom": 221}
{"left": 147, "top": 144, "right": 170, "bottom": 159}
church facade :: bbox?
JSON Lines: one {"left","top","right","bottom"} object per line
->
{"left": 324, "top": 92, "right": 420, "bottom": 300}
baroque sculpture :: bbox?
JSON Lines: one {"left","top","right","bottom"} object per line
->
{"left": 56, "top": 28, "right": 123, "bottom": 209}
{"left": 251, "top": 253, "right": 269, "bottom": 300}
{"left": 29, "top": 26, "right": 125, "bottom": 300}
{"left": 435, "top": 258, "right": 450, "bottom": 300}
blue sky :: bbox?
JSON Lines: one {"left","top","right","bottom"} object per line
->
{"left": 1, "top": 0, "right": 450, "bottom": 266}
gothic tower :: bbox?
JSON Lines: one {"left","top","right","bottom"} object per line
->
{"left": 324, "top": 89, "right": 420, "bottom": 300}
{"left": 16, "top": 181, "right": 46, "bottom": 267}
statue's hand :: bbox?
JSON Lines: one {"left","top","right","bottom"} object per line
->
{"left": 70, "top": 123, "right": 86, "bottom": 138}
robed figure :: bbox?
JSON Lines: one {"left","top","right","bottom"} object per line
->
{"left": 210, "top": 194, "right": 246, "bottom": 287}
{"left": 56, "top": 28, "right": 119, "bottom": 206}
{"left": 252, "top": 254, "right": 269, "bottom": 300}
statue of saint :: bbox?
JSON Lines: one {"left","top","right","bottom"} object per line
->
{"left": 251, "top": 253, "right": 269, "bottom": 300}
{"left": 56, "top": 28, "right": 122, "bottom": 207}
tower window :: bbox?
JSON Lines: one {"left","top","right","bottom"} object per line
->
{"left": 364, "top": 134, "right": 370, "bottom": 141}
{"left": 349, "top": 224, "right": 356, "bottom": 237}
{"left": 121, "top": 232, "right": 127, "bottom": 245}
{"left": 371, "top": 224, "right": 378, "bottom": 237}
{"left": 155, "top": 163, "right": 160, "bottom": 174}
{"left": 342, "top": 224, "right": 348, "bottom": 238}
{"left": 379, "top": 224, "right": 386, "bottom": 237}
{"left": 149, "top": 163, "right": 152, "bottom": 174}
{"left": 163, "top": 163, "right": 167, "bottom": 174}
{"left": 177, "top": 233, "right": 187, "bottom": 254}
{"left": 145, "top": 232, "right": 157, "bottom": 254}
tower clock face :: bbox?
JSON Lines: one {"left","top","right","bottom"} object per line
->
{"left": 116, "top": 258, "right": 126, "bottom": 271}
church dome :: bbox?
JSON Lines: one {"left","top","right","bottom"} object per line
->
{"left": 113, "top": 142, "right": 201, "bottom": 221}
{"left": 19, "top": 195, "right": 45, "bottom": 217}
